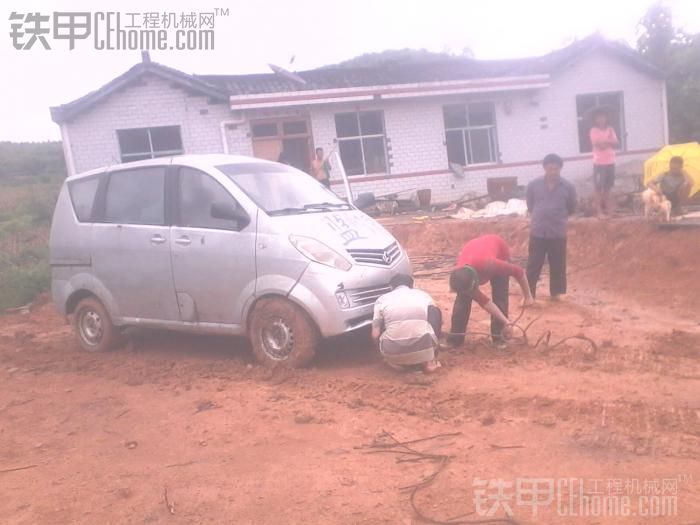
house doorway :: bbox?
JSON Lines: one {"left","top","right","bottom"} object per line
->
{"left": 251, "top": 118, "right": 312, "bottom": 173}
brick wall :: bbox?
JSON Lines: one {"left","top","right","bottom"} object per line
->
{"left": 307, "top": 50, "right": 666, "bottom": 203}
{"left": 62, "top": 50, "right": 665, "bottom": 204}
{"left": 64, "top": 74, "right": 249, "bottom": 173}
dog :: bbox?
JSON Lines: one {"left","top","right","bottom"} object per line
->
{"left": 642, "top": 188, "right": 672, "bottom": 222}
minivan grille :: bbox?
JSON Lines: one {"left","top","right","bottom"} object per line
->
{"left": 346, "top": 242, "right": 401, "bottom": 267}
{"left": 348, "top": 284, "right": 392, "bottom": 306}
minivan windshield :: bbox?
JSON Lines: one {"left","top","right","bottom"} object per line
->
{"left": 216, "top": 162, "right": 352, "bottom": 216}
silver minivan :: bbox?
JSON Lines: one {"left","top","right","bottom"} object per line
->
{"left": 50, "top": 154, "right": 411, "bottom": 367}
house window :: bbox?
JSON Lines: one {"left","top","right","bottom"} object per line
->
{"left": 443, "top": 102, "right": 498, "bottom": 166}
{"left": 251, "top": 122, "right": 278, "bottom": 138}
{"left": 117, "top": 126, "right": 183, "bottom": 162}
{"left": 334, "top": 111, "right": 387, "bottom": 176}
{"left": 576, "top": 92, "right": 626, "bottom": 153}
{"left": 282, "top": 121, "right": 307, "bottom": 135}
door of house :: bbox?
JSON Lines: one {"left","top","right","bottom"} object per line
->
{"left": 250, "top": 118, "right": 312, "bottom": 173}
{"left": 252, "top": 138, "right": 282, "bottom": 163}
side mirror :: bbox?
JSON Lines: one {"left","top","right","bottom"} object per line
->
{"left": 211, "top": 201, "right": 248, "bottom": 224}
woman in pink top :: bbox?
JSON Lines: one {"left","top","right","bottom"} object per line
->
{"left": 589, "top": 108, "right": 619, "bottom": 217}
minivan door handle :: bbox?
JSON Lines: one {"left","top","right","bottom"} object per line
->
{"left": 150, "top": 234, "right": 167, "bottom": 245}
{"left": 174, "top": 236, "right": 192, "bottom": 246}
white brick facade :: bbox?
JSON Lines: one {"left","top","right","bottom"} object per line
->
{"left": 61, "top": 50, "right": 666, "bottom": 203}
{"left": 64, "top": 74, "right": 246, "bottom": 173}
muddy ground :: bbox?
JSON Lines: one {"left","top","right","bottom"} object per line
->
{"left": 1, "top": 218, "right": 698, "bottom": 525}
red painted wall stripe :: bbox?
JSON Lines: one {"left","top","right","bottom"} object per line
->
{"left": 231, "top": 77, "right": 549, "bottom": 106}
{"left": 329, "top": 148, "right": 659, "bottom": 186}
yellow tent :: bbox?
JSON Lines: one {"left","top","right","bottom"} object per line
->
{"left": 643, "top": 142, "right": 700, "bottom": 197}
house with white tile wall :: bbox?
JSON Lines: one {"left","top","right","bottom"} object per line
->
{"left": 51, "top": 35, "right": 667, "bottom": 203}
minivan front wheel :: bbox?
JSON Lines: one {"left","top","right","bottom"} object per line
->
{"left": 248, "top": 298, "right": 319, "bottom": 368}
{"left": 73, "top": 297, "right": 118, "bottom": 352}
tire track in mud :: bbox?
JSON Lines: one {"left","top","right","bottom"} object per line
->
{"left": 281, "top": 376, "right": 700, "bottom": 457}
{"left": 5, "top": 326, "right": 697, "bottom": 386}
{"left": 2, "top": 308, "right": 699, "bottom": 460}
{"left": 6, "top": 337, "right": 698, "bottom": 460}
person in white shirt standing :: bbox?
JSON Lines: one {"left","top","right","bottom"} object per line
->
{"left": 371, "top": 274, "right": 442, "bottom": 373}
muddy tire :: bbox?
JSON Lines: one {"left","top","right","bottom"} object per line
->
{"left": 248, "top": 297, "right": 319, "bottom": 368}
{"left": 72, "top": 297, "right": 118, "bottom": 352}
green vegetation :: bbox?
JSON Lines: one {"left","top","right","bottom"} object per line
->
{"left": 0, "top": 245, "right": 51, "bottom": 312}
{"left": 0, "top": 140, "right": 66, "bottom": 183}
{"left": 326, "top": 47, "right": 473, "bottom": 69}
{"left": 0, "top": 142, "right": 65, "bottom": 310}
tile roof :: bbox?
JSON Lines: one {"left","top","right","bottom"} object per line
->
{"left": 50, "top": 61, "right": 229, "bottom": 123}
{"left": 51, "top": 34, "right": 661, "bottom": 123}
{"left": 197, "top": 34, "right": 662, "bottom": 96}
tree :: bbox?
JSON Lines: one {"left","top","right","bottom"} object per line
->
{"left": 637, "top": 3, "right": 700, "bottom": 143}
{"left": 666, "top": 35, "right": 700, "bottom": 143}
{"left": 637, "top": 3, "right": 679, "bottom": 67}
{"left": 0, "top": 141, "right": 65, "bottom": 181}
{"left": 326, "top": 47, "right": 474, "bottom": 69}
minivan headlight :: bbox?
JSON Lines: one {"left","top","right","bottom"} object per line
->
{"left": 289, "top": 235, "right": 352, "bottom": 271}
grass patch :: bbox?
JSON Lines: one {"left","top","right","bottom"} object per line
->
{"left": 0, "top": 180, "right": 60, "bottom": 310}
{"left": 0, "top": 249, "right": 50, "bottom": 310}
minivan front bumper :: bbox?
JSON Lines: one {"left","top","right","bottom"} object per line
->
{"left": 288, "top": 252, "right": 412, "bottom": 338}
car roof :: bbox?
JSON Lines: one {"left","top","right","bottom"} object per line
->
{"left": 66, "top": 154, "right": 276, "bottom": 182}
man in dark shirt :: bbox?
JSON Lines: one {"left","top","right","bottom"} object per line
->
{"left": 447, "top": 234, "right": 533, "bottom": 348}
{"left": 648, "top": 156, "right": 693, "bottom": 216}
{"left": 526, "top": 153, "right": 577, "bottom": 301}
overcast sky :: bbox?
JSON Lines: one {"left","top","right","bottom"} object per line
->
{"left": 1, "top": 0, "right": 698, "bottom": 142}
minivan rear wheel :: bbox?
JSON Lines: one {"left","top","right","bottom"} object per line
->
{"left": 73, "top": 297, "right": 118, "bottom": 352}
{"left": 248, "top": 297, "right": 318, "bottom": 368}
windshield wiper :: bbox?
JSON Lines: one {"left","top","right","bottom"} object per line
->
{"left": 303, "top": 202, "right": 352, "bottom": 210}
{"left": 268, "top": 202, "right": 352, "bottom": 216}
{"left": 268, "top": 207, "right": 310, "bottom": 216}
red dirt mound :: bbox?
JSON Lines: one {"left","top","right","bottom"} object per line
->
{"left": 388, "top": 218, "right": 700, "bottom": 311}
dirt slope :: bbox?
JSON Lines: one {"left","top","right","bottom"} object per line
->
{"left": 0, "top": 219, "right": 698, "bottom": 524}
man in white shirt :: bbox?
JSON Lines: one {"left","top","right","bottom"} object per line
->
{"left": 372, "top": 274, "right": 442, "bottom": 373}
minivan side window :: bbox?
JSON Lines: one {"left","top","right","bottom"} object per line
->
{"left": 68, "top": 176, "right": 101, "bottom": 222}
{"left": 177, "top": 168, "right": 244, "bottom": 231}
{"left": 104, "top": 167, "right": 165, "bottom": 225}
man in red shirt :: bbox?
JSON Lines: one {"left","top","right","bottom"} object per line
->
{"left": 447, "top": 234, "right": 533, "bottom": 347}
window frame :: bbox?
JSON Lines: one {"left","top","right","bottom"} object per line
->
{"left": 173, "top": 166, "right": 248, "bottom": 232}
{"left": 116, "top": 125, "right": 184, "bottom": 162}
{"left": 249, "top": 118, "right": 311, "bottom": 140}
{"left": 443, "top": 102, "right": 499, "bottom": 166}
{"left": 575, "top": 91, "right": 627, "bottom": 153}
{"left": 334, "top": 110, "right": 389, "bottom": 176}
